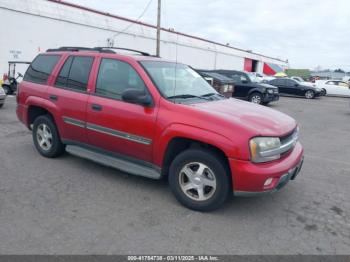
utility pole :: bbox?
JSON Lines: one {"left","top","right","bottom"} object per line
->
{"left": 156, "top": 0, "right": 161, "bottom": 57}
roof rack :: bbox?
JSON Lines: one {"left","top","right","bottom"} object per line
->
{"left": 46, "top": 46, "right": 151, "bottom": 56}
{"left": 94, "top": 47, "right": 150, "bottom": 56}
{"left": 46, "top": 46, "right": 110, "bottom": 53}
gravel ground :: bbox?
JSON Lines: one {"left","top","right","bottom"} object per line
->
{"left": 0, "top": 95, "right": 349, "bottom": 255}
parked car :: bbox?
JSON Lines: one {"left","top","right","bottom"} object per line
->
{"left": 268, "top": 78, "right": 322, "bottom": 99}
{"left": 211, "top": 70, "right": 279, "bottom": 105}
{"left": 195, "top": 71, "right": 234, "bottom": 98}
{"left": 0, "top": 86, "right": 6, "bottom": 108}
{"left": 17, "top": 46, "right": 304, "bottom": 211}
{"left": 315, "top": 80, "right": 350, "bottom": 97}
{"left": 290, "top": 76, "right": 322, "bottom": 94}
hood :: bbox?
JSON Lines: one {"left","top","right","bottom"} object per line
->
{"left": 301, "top": 81, "right": 315, "bottom": 87}
{"left": 191, "top": 98, "right": 296, "bottom": 137}
{"left": 246, "top": 82, "right": 278, "bottom": 89}
{"left": 259, "top": 83, "right": 278, "bottom": 89}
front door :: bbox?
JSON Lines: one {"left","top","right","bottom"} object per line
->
{"left": 86, "top": 57, "right": 157, "bottom": 163}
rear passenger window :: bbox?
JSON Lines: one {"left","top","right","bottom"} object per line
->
{"left": 23, "top": 55, "right": 60, "bottom": 84}
{"left": 55, "top": 56, "right": 73, "bottom": 88}
{"left": 55, "top": 56, "right": 93, "bottom": 92}
{"left": 95, "top": 58, "right": 146, "bottom": 100}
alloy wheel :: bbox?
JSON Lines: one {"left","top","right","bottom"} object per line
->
{"left": 178, "top": 162, "right": 217, "bottom": 201}
{"left": 250, "top": 95, "right": 262, "bottom": 104}
{"left": 305, "top": 90, "right": 314, "bottom": 99}
{"left": 36, "top": 123, "right": 53, "bottom": 151}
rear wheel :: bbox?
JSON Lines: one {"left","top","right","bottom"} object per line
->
{"left": 168, "top": 149, "right": 230, "bottom": 211}
{"left": 305, "top": 90, "right": 315, "bottom": 99}
{"left": 321, "top": 88, "right": 327, "bottom": 96}
{"left": 32, "top": 115, "right": 65, "bottom": 158}
{"left": 249, "top": 92, "right": 263, "bottom": 104}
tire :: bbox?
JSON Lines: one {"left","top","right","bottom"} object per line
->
{"left": 32, "top": 115, "right": 65, "bottom": 158}
{"left": 305, "top": 90, "right": 315, "bottom": 99}
{"left": 168, "top": 149, "right": 230, "bottom": 211}
{"left": 249, "top": 92, "right": 263, "bottom": 104}
{"left": 321, "top": 88, "right": 327, "bottom": 96}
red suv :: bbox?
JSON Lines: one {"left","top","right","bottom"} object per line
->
{"left": 17, "top": 47, "right": 304, "bottom": 211}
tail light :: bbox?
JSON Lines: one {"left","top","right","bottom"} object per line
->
{"left": 3, "top": 73, "right": 8, "bottom": 81}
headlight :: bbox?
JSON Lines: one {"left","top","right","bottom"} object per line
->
{"left": 267, "top": 89, "right": 274, "bottom": 94}
{"left": 249, "top": 137, "right": 281, "bottom": 163}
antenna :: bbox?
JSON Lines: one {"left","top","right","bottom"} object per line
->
{"left": 172, "top": 32, "right": 179, "bottom": 102}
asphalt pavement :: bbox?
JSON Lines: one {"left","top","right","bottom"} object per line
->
{"left": 0, "top": 95, "right": 349, "bottom": 254}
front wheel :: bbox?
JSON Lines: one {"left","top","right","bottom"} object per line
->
{"left": 305, "top": 90, "right": 315, "bottom": 99}
{"left": 32, "top": 115, "right": 65, "bottom": 158}
{"left": 321, "top": 88, "right": 327, "bottom": 96}
{"left": 168, "top": 149, "right": 230, "bottom": 211}
{"left": 249, "top": 92, "right": 263, "bottom": 104}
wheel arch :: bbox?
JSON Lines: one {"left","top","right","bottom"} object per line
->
{"left": 247, "top": 88, "right": 263, "bottom": 97}
{"left": 158, "top": 127, "right": 234, "bottom": 187}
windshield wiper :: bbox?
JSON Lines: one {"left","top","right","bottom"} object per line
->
{"left": 201, "top": 93, "right": 225, "bottom": 98}
{"left": 167, "top": 94, "right": 210, "bottom": 100}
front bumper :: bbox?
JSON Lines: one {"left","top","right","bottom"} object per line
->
{"left": 229, "top": 142, "right": 304, "bottom": 195}
{"left": 315, "top": 91, "right": 322, "bottom": 97}
{"left": 263, "top": 93, "right": 279, "bottom": 102}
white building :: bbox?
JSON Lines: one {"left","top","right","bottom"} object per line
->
{"left": 0, "top": 0, "right": 289, "bottom": 77}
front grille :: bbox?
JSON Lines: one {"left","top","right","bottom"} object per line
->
{"left": 280, "top": 128, "right": 298, "bottom": 155}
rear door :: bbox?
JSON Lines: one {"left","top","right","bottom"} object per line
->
{"left": 223, "top": 72, "right": 246, "bottom": 97}
{"left": 48, "top": 55, "right": 94, "bottom": 144}
{"left": 86, "top": 57, "right": 157, "bottom": 163}
{"left": 270, "top": 79, "right": 287, "bottom": 93}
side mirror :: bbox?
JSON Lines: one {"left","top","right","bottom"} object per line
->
{"left": 121, "top": 89, "right": 153, "bottom": 106}
{"left": 18, "top": 72, "right": 23, "bottom": 78}
{"left": 294, "top": 83, "right": 299, "bottom": 87}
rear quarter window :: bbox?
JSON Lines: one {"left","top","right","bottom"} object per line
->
{"left": 23, "top": 55, "right": 61, "bottom": 84}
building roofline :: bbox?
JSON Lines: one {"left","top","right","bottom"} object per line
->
{"left": 48, "top": 0, "right": 287, "bottom": 63}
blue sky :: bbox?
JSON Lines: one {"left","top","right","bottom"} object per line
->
{"left": 70, "top": 0, "right": 350, "bottom": 71}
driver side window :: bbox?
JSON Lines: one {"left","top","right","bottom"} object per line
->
{"left": 95, "top": 58, "right": 146, "bottom": 100}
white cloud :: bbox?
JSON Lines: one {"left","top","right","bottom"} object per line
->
{"left": 69, "top": 0, "right": 350, "bottom": 70}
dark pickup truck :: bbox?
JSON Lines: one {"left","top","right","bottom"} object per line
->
{"left": 210, "top": 70, "right": 279, "bottom": 105}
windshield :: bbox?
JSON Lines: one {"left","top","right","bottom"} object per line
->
{"left": 247, "top": 73, "right": 258, "bottom": 82}
{"left": 140, "top": 61, "right": 218, "bottom": 98}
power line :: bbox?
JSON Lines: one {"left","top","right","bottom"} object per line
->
{"left": 110, "top": 0, "right": 153, "bottom": 40}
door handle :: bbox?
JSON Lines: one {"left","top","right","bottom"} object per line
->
{"left": 91, "top": 104, "right": 102, "bottom": 111}
{"left": 49, "top": 95, "right": 58, "bottom": 101}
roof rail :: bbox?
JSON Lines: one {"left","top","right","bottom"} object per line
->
{"left": 46, "top": 47, "right": 115, "bottom": 53}
{"left": 46, "top": 47, "right": 151, "bottom": 56}
{"left": 94, "top": 47, "right": 150, "bottom": 56}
